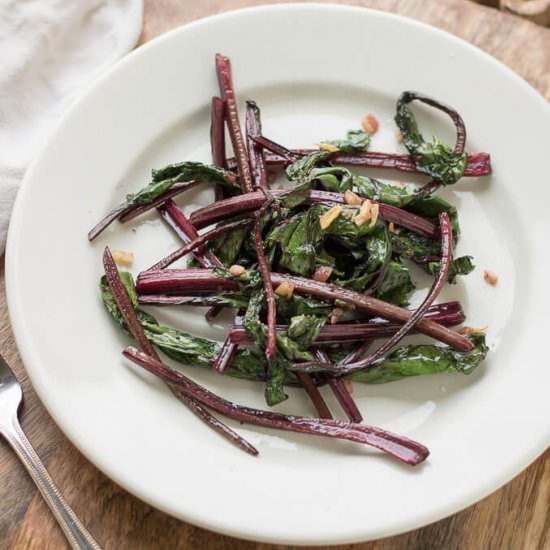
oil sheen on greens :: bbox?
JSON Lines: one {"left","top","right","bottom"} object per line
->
{"left": 395, "top": 95, "right": 467, "bottom": 185}
{"left": 102, "top": 270, "right": 487, "bottom": 407}
{"left": 102, "top": 106, "right": 486, "bottom": 407}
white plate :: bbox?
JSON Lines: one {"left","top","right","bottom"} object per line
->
{"left": 6, "top": 4, "right": 550, "bottom": 545}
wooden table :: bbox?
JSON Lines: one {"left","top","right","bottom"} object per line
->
{"left": 1, "top": 1, "right": 549, "bottom": 548}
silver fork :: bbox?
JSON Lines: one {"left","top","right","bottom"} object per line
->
{"left": 0, "top": 354, "right": 101, "bottom": 549}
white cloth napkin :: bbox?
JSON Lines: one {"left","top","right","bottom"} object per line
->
{"left": 0, "top": 0, "right": 143, "bottom": 253}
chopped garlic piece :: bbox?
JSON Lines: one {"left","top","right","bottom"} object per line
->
{"left": 458, "top": 326, "right": 488, "bottom": 336}
{"left": 319, "top": 205, "right": 343, "bottom": 230}
{"left": 316, "top": 142, "right": 339, "bottom": 152}
{"left": 229, "top": 264, "right": 246, "bottom": 276}
{"left": 112, "top": 250, "right": 133, "bottom": 266}
{"left": 275, "top": 281, "right": 295, "bottom": 299}
{"left": 353, "top": 214, "right": 368, "bottom": 227}
{"left": 313, "top": 266, "right": 333, "bottom": 282}
{"left": 361, "top": 113, "right": 379, "bottom": 135}
{"left": 396, "top": 129, "right": 403, "bottom": 143}
{"left": 483, "top": 270, "right": 498, "bottom": 286}
{"left": 359, "top": 199, "right": 372, "bottom": 217}
{"left": 344, "top": 190, "right": 362, "bottom": 205}
{"left": 353, "top": 199, "right": 372, "bottom": 227}
{"left": 369, "top": 203, "right": 379, "bottom": 228}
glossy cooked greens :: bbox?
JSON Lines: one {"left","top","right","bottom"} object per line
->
{"left": 99, "top": 98, "right": 488, "bottom": 406}
{"left": 92, "top": 53, "right": 492, "bottom": 462}
{"left": 100, "top": 272, "right": 487, "bottom": 391}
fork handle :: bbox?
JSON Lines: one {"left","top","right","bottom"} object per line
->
{"left": 2, "top": 416, "right": 101, "bottom": 549}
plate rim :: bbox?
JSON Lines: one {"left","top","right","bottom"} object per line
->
{"left": 6, "top": 3, "right": 550, "bottom": 544}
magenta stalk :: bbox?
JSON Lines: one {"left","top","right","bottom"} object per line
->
{"left": 123, "top": 346, "right": 430, "bottom": 465}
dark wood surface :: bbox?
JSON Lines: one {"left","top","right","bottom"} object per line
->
{"left": 1, "top": 1, "right": 549, "bottom": 548}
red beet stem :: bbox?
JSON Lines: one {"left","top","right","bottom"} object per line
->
{"left": 88, "top": 204, "right": 127, "bottom": 242}
{"left": 123, "top": 347, "right": 429, "bottom": 465}
{"left": 228, "top": 150, "right": 491, "bottom": 177}
{"left": 313, "top": 348, "right": 363, "bottom": 423}
{"left": 246, "top": 100, "right": 268, "bottom": 188}
{"left": 214, "top": 310, "right": 244, "bottom": 374}
{"left": 87, "top": 180, "right": 201, "bottom": 241}
{"left": 342, "top": 339, "right": 374, "bottom": 367}
{"left": 136, "top": 269, "right": 473, "bottom": 352}
{"left": 137, "top": 295, "right": 214, "bottom": 306}
{"left": 189, "top": 190, "right": 264, "bottom": 229}
{"left": 309, "top": 190, "right": 437, "bottom": 237}
{"left": 398, "top": 92, "right": 466, "bottom": 156}
{"left": 397, "top": 92, "right": 468, "bottom": 196}
{"left": 211, "top": 97, "right": 227, "bottom": 168}
{"left": 175, "top": 392, "right": 258, "bottom": 456}
{"left": 157, "top": 200, "right": 221, "bottom": 269}
{"left": 228, "top": 303, "right": 464, "bottom": 344}
{"left": 254, "top": 212, "right": 277, "bottom": 360}
{"left": 251, "top": 135, "right": 298, "bottom": 163}
{"left": 104, "top": 247, "right": 157, "bottom": 357}
{"left": 138, "top": 297, "right": 464, "bottom": 328}
{"left": 158, "top": 200, "right": 224, "bottom": 321}
{"left": 103, "top": 247, "right": 257, "bottom": 456}
{"left": 215, "top": 54, "right": 252, "bottom": 192}
{"left": 211, "top": 58, "right": 256, "bottom": 323}
{"left": 118, "top": 181, "right": 202, "bottom": 224}
{"left": 463, "top": 152, "right": 493, "bottom": 177}
{"left": 212, "top": 333, "right": 239, "bottom": 373}
{"left": 337, "top": 212, "right": 454, "bottom": 373}
{"left": 295, "top": 371, "right": 333, "bottom": 419}
{"left": 244, "top": 99, "right": 277, "bottom": 360}
{"left": 137, "top": 268, "right": 232, "bottom": 293}
{"left": 211, "top": 96, "right": 227, "bottom": 202}
{"left": 150, "top": 219, "right": 252, "bottom": 271}
{"left": 190, "top": 189, "right": 438, "bottom": 238}
{"left": 329, "top": 377, "right": 363, "bottom": 423}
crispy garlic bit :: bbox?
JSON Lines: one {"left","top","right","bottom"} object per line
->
{"left": 313, "top": 265, "right": 333, "bottom": 282}
{"left": 330, "top": 307, "right": 344, "bottom": 325}
{"left": 359, "top": 199, "right": 372, "bottom": 217}
{"left": 369, "top": 203, "right": 380, "bottom": 228}
{"left": 353, "top": 199, "right": 378, "bottom": 228}
{"left": 344, "top": 190, "right": 362, "bottom": 206}
{"left": 483, "top": 270, "right": 498, "bottom": 286}
{"left": 344, "top": 210, "right": 354, "bottom": 220}
{"left": 353, "top": 199, "right": 371, "bottom": 227}
{"left": 316, "top": 142, "right": 339, "bottom": 152}
{"left": 361, "top": 113, "right": 379, "bottom": 135}
{"left": 458, "top": 326, "right": 488, "bottom": 336}
{"left": 229, "top": 264, "right": 246, "bottom": 276}
{"left": 395, "top": 129, "right": 403, "bottom": 143}
{"left": 320, "top": 205, "right": 343, "bottom": 230}
{"left": 274, "top": 281, "right": 295, "bottom": 299}
{"left": 112, "top": 250, "right": 133, "bottom": 266}
{"left": 352, "top": 215, "right": 366, "bottom": 227}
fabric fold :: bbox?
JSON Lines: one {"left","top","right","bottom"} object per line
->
{"left": 0, "top": 0, "right": 143, "bottom": 252}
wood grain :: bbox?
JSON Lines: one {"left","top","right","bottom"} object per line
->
{"left": 501, "top": 0, "right": 550, "bottom": 27}
{"left": 1, "top": 1, "right": 549, "bottom": 549}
